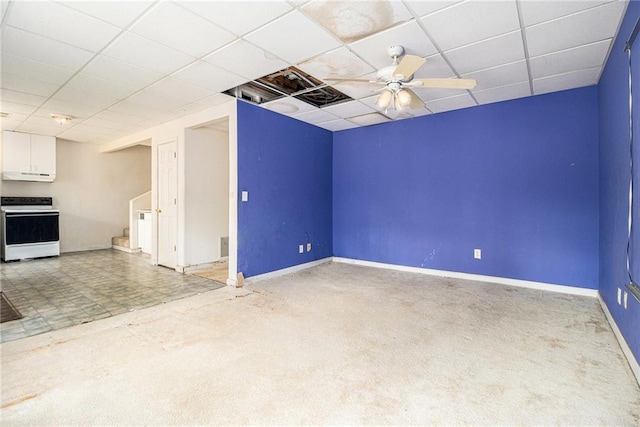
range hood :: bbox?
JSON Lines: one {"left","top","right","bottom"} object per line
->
{"left": 2, "top": 171, "right": 56, "bottom": 182}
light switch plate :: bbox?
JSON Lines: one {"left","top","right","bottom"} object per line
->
{"left": 241, "top": 191, "right": 248, "bottom": 202}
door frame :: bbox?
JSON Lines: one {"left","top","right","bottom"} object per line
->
{"left": 153, "top": 138, "right": 178, "bottom": 269}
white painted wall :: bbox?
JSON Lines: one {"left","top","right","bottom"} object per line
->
{"left": 1, "top": 139, "right": 151, "bottom": 252}
{"left": 100, "top": 99, "right": 239, "bottom": 285}
{"left": 184, "top": 127, "right": 229, "bottom": 266}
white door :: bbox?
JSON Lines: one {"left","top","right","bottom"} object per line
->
{"left": 157, "top": 140, "right": 178, "bottom": 268}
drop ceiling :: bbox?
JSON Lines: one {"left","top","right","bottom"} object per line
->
{"left": 0, "top": 0, "right": 628, "bottom": 144}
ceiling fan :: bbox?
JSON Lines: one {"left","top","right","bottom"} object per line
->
{"left": 330, "top": 45, "right": 477, "bottom": 112}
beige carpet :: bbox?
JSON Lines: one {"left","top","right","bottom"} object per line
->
{"left": 1, "top": 262, "right": 639, "bottom": 425}
{"left": 188, "top": 260, "right": 228, "bottom": 284}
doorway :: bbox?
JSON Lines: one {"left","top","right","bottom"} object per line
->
{"left": 156, "top": 139, "right": 178, "bottom": 269}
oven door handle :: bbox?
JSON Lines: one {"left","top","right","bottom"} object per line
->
{"left": 4, "top": 213, "right": 60, "bottom": 218}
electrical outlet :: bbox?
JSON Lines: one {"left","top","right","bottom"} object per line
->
{"left": 618, "top": 287, "right": 622, "bottom": 305}
{"left": 299, "top": 244, "right": 304, "bottom": 254}
{"left": 307, "top": 243, "right": 312, "bottom": 252}
{"left": 474, "top": 249, "right": 481, "bottom": 259}
{"left": 624, "top": 291, "right": 628, "bottom": 309}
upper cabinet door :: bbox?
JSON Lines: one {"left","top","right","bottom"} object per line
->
{"left": 2, "top": 131, "right": 31, "bottom": 173}
{"left": 29, "top": 134, "right": 56, "bottom": 174}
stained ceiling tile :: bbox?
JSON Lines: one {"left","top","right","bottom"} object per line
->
{"left": 129, "top": 2, "right": 237, "bottom": 58}
{"left": 472, "top": 81, "right": 532, "bottom": 105}
{"left": 58, "top": 0, "right": 154, "bottom": 28}
{"left": 261, "top": 97, "right": 317, "bottom": 116}
{"left": 172, "top": 61, "right": 248, "bottom": 93}
{"left": 525, "top": 1, "right": 626, "bottom": 57}
{"left": 461, "top": 60, "right": 529, "bottom": 91}
{"left": 298, "top": 47, "right": 375, "bottom": 81}
{"left": 421, "top": 0, "right": 520, "bottom": 51}
{"left": 203, "top": 40, "right": 288, "bottom": 81}
{"left": 292, "top": 108, "right": 339, "bottom": 124}
{"left": 425, "top": 93, "right": 476, "bottom": 113}
{"left": 7, "top": 0, "right": 121, "bottom": 52}
{"left": 1, "top": 26, "right": 95, "bottom": 71}
{"left": 102, "top": 32, "right": 195, "bottom": 75}
{"left": 179, "top": 1, "right": 293, "bottom": 36}
{"left": 245, "top": 10, "right": 341, "bottom": 64}
{"left": 444, "top": 30, "right": 525, "bottom": 75}
{"left": 530, "top": 40, "right": 612, "bottom": 79}
{"left": 533, "top": 67, "right": 601, "bottom": 95}
{"left": 349, "top": 21, "right": 438, "bottom": 70}
{"left": 302, "top": 0, "right": 413, "bottom": 43}
{"left": 520, "top": 0, "right": 615, "bottom": 27}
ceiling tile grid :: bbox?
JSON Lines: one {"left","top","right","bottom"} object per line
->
{"left": 0, "top": 0, "right": 629, "bottom": 144}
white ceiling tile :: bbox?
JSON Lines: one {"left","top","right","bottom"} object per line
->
{"left": 16, "top": 119, "right": 68, "bottom": 136}
{"left": 92, "top": 109, "right": 149, "bottom": 126}
{"left": 413, "top": 54, "right": 456, "bottom": 79}
{"left": 409, "top": 107, "right": 432, "bottom": 118}
{"left": 359, "top": 94, "right": 386, "bottom": 110}
{"left": 1, "top": 26, "right": 94, "bottom": 70}
{"left": 261, "top": 97, "right": 317, "bottom": 115}
{"left": 130, "top": 2, "right": 237, "bottom": 58}
{"left": 425, "top": 93, "right": 476, "bottom": 113}
{"left": 520, "top": 0, "right": 615, "bottom": 27}
{"left": 298, "top": 47, "right": 375, "bottom": 81}
{"left": 7, "top": 0, "right": 121, "bottom": 52}
{"left": 0, "top": 101, "right": 39, "bottom": 115}
{"left": 180, "top": 1, "right": 293, "bottom": 36}
{"left": 461, "top": 60, "right": 529, "bottom": 91}
{"left": 203, "top": 40, "right": 288, "bottom": 81}
{"left": 533, "top": 67, "right": 601, "bottom": 95}
{"left": 1, "top": 72, "right": 60, "bottom": 97}
{"left": 1, "top": 53, "right": 76, "bottom": 85}
{"left": 125, "top": 91, "right": 189, "bottom": 112}
{"left": 1, "top": 1, "right": 8, "bottom": 21}
{"left": 102, "top": 32, "right": 195, "bottom": 74}
{"left": 330, "top": 73, "right": 382, "bottom": 99}
{"left": 57, "top": 123, "right": 115, "bottom": 142}
{"left": 108, "top": 99, "right": 172, "bottom": 118}
{"left": 82, "top": 55, "right": 164, "bottom": 90}
{"left": 76, "top": 116, "right": 128, "bottom": 131}
{"left": 292, "top": 108, "right": 338, "bottom": 124}
{"left": 347, "top": 112, "right": 391, "bottom": 126}
{"left": 66, "top": 74, "right": 139, "bottom": 100}
{"left": 58, "top": 1, "right": 154, "bottom": 28}
{"left": 381, "top": 109, "right": 415, "bottom": 120}
{"left": 142, "top": 77, "right": 215, "bottom": 104}
{"left": 322, "top": 100, "right": 376, "bottom": 118}
{"left": 173, "top": 93, "right": 234, "bottom": 116}
{"left": 53, "top": 85, "right": 123, "bottom": 109}
{"left": 36, "top": 99, "right": 102, "bottom": 119}
{"left": 172, "top": 61, "right": 249, "bottom": 93}
{"left": 302, "top": 0, "right": 413, "bottom": 43}
{"left": 245, "top": 10, "right": 341, "bottom": 64}
{"left": 472, "top": 81, "right": 532, "bottom": 105}
{"left": 530, "top": 39, "right": 611, "bottom": 79}
{"left": 405, "top": 1, "right": 463, "bottom": 17}
{"left": 421, "top": 0, "right": 520, "bottom": 51}
{"left": 315, "top": 118, "right": 359, "bottom": 131}
{"left": 525, "top": 1, "right": 626, "bottom": 57}
{"left": 413, "top": 84, "right": 472, "bottom": 101}
{"left": 0, "top": 89, "right": 47, "bottom": 107}
{"left": 1, "top": 115, "right": 29, "bottom": 131}
{"left": 444, "top": 30, "right": 525, "bottom": 75}
{"left": 349, "top": 21, "right": 438, "bottom": 70}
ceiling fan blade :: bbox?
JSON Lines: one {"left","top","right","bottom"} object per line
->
{"left": 411, "top": 78, "right": 477, "bottom": 89}
{"left": 404, "top": 89, "right": 425, "bottom": 109}
{"left": 393, "top": 55, "right": 426, "bottom": 79}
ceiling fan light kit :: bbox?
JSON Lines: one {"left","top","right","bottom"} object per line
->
{"left": 335, "top": 45, "right": 478, "bottom": 114}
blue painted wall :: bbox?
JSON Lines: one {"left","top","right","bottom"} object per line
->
{"left": 237, "top": 101, "right": 333, "bottom": 277}
{"left": 334, "top": 87, "right": 600, "bottom": 288}
{"left": 598, "top": 1, "right": 640, "bottom": 365}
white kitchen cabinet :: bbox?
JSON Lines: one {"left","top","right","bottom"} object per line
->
{"left": 2, "top": 131, "right": 56, "bottom": 181}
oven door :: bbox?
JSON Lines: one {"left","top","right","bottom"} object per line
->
{"left": 3, "top": 210, "right": 60, "bottom": 245}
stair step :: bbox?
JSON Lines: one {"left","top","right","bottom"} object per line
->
{"left": 123, "top": 227, "right": 130, "bottom": 238}
{"left": 112, "top": 236, "right": 130, "bottom": 248}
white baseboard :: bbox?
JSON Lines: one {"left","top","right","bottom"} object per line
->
{"left": 598, "top": 294, "right": 640, "bottom": 386}
{"left": 332, "top": 257, "right": 599, "bottom": 297}
{"left": 245, "top": 257, "right": 333, "bottom": 284}
{"left": 111, "top": 245, "right": 141, "bottom": 254}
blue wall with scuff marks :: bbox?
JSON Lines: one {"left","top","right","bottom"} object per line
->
{"left": 237, "top": 101, "right": 333, "bottom": 278}
{"left": 598, "top": 0, "right": 640, "bottom": 366}
{"left": 333, "top": 87, "right": 600, "bottom": 289}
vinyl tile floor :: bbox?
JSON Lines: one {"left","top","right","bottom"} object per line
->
{"left": 0, "top": 249, "right": 225, "bottom": 343}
